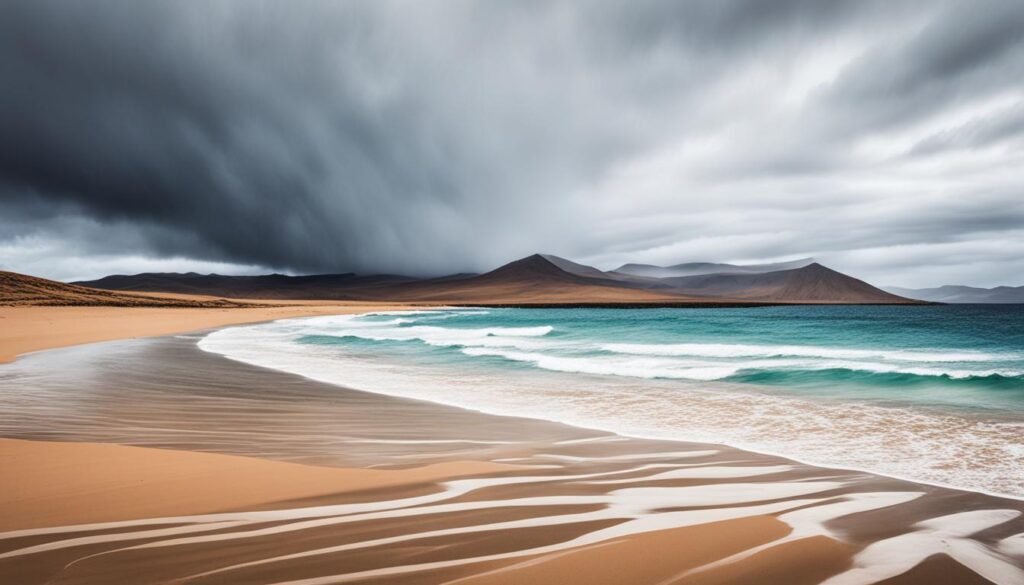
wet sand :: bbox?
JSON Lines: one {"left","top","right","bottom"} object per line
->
{"left": 2, "top": 328, "right": 1023, "bottom": 583}
{"left": 0, "top": 438, "right": 519, "bottom": 532}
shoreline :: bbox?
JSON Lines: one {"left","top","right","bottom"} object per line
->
{"left": 4, "top": 304, "right": 1021, "bottom": 501}
{"left": 200, "top": 311, "right": 1024, "bottom": 503}
{"left": 2, "top": 308, "right": 1023, "bottom": 583}
{"left": 0, "top": 302, "right": 421, "bottom": 364}
{"left": 210, "top": 339, "right": 1024, "bottom": 504}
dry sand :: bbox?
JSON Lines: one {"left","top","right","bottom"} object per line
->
{"left": 0, "top": 302, "right": 414, "bottom": 363}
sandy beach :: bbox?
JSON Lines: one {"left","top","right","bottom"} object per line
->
{"left": 6, "top": 0, "right": 1023, "bottom": 581}
{"left": 2, "top": 308, "right": 1023, "bottom": 584}
{"left": 0, "top": 438, "right": 517, "bottom": 532}
{"left": 0, "top": 302, "right": 415, "bottom": 364}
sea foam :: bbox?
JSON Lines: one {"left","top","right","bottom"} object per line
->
{"left": 199, "top": 309, "right": 1024, "bottom": 498}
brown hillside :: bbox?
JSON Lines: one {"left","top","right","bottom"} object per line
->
{"left": 0, "top": 271, "right": 255, "bottom": 307}
{"left": 664, "top": 263, "right": 915, "bottom": 303}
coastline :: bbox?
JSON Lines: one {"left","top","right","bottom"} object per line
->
{"left": 2, "top": 309, "right": 1023, "bottom": 583}
{"left": 199, "top": 308, "right": 1024, "bottom": 502}
{"left": 0, "top": 302, "right": 418, "bottom": 364}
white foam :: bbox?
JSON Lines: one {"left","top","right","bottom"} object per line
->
{"left": 1001, "top": 533, "right": 1024, "bottom": 557}
{"left": 198, "top": 315, "right": 1024, "bottom": 499}
{"left": 603, "top": 342, "right": 1014, "bottom": 363}
{"left": 678, "top": 491, "right": 926, "bottom": 580}
{"left": 294, "top": 314, "right": 556, "bottom": 350}
{"left": 585, "top": 464, "right": 795, "bottom": 483}
{"left": 821, "top": 509, "right": 1024, "bottom": 585}
{"left": 460, "top": 348, "right": 741, "bottom": 380}
{"left": 459, "top": 348, "right": 1020, "bottom": 380}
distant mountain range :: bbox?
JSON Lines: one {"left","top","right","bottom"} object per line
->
{"left": 884, "top": 285, "right": 1024, "bottom": 304}
{"left": 71, "top": 253, "right": 920, "bottom": 305}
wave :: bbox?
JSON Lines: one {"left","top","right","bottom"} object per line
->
{"left": 460, "top": 347, "right": 741, "bottom": 380}
{"left": 733, "top": 368, "right": 1024, "bottom": 389}
{"left": 602, "top": 342, "right": 1016, "bottom": 363}
{"left": 361, "top": 310, "right": 447, "bottom": 317}
{"left": 298, "top": 320, "right": 556, "bottom": 352}
{"left": 460, "top": 347, "right": 1023, "bottom": 382}
{"left": 289, "top": 314, "right": 1021, "bottom": 382}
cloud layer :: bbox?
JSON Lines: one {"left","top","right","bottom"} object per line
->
{"left": 1, "top": 0, "right": 1022, "bottom": 286}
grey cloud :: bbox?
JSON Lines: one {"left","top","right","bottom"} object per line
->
{"left": 818, "top": 0, "right": 1024, "bottom": 133}
{"left": 0, "top": 0, "right": 1022, "bottom": 287}
{"left": 910, "top": 102, "right": 1024, "bottom": 154}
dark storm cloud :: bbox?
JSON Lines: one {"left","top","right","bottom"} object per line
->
{"left": 1, "top": 1, "right": 475, "bottom": 273}
{"left": 0, "top": 0, "right": 569, "bottom": 275}
{"left": 1, "top": 0, "right": 1022, "bottom": 286}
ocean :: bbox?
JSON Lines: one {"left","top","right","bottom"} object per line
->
{"left": 199, "top": 305, "right": 1024, "bottom": 498}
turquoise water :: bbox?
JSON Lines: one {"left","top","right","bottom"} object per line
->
{"left": 201, "top": 305, "right": 1024, "bottom": 497}
{"left": 305, "top": 306, "right": 1023, "bottom": 407}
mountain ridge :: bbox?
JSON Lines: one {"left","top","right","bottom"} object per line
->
{"left": 71, "top": 253, "right": 921, "bottom": 305}
{"left": 884, "top": 284, "right": 1024, "bottom": 304}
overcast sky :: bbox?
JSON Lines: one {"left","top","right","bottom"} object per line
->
{"left": 2, "top": 0, "right": 1023, "bottom": 287}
